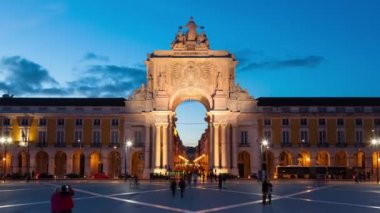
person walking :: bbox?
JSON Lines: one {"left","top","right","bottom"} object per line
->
{"left": 61, "top": 185, "right": 74, "bottom": 213}
{"left": 218, "top": 174, "right": 223, "bottom": 189}
{"left": 179, "top": 178, "right": 186, "bottom": 198}
{"left": 267, "top": 180, "right": 273, "bottom": 205}
{"left": 51, "top": 187, "right": 62, "bottom": 213}
{"left": 170, "top": 179, "right": 177, "bottom": 197}
{"left": 262, "top": 179, "right": 269, "bottom": 205}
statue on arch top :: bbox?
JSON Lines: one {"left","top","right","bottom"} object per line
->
{"left": 171, "top": 17, "right": 210, "bottom": 51}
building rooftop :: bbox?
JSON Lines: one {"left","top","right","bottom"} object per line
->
{"left": 256, "top": 97, "right": 380, "bottom": 107}
{"left": 0, "top": 97, "right": 126, "bottom": 107}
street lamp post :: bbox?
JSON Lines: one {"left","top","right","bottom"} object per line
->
{"left": 0, "top": 136, "right": 12, "bottom": 183}
{"left": 124, "top": 140, "right": 132, "bottom": 182}
{"left": 20, "top": 132, "right": 30, "bottom": 182}
{"left": 261, "top": 139, "right": 269, "bottom": 180}
{"left": 371, "top": 138, "right": 380, "bottom": 184}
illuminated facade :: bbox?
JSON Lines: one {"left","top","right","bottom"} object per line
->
{"left": 0, "top": 18, "right": 379, "bottom": 179}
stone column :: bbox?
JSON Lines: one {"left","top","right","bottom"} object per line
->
{"left": 144, "top": 125, "right": 150, "bottom": 171}
{"left": 155, "top": 124, "right": 161, "bottom": 169}
{"left": 232, "top": 125, "right": 238, "bottom": 170}
{"left": 49, "top": 155, "right": 55, "bottom": 175}
{"left": 162, "top": 123, "right": 168, "bottom": 169}
{"left": 209, "top": 122, "right": 214, "bottom": 170}
{"left": 221, "top": 124, "right": 227, "bottom": 169}
{"left": 168, "top": 122, "right": 173, "bottom": 170}
{"left": 213, "top": 123, "right": 220, "bottom": 169}
{"left": 66, "top": 152, "right": 73, "bottom": 175}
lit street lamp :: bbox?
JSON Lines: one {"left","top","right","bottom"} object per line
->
{"left": 371, "top": 138, "right": 380, "bottom": 184}
{"left": 0, "top": 135, "right": 12, "bottom": 183}
{"left": 124, "top": 140, "right": 133, "bottom": 182}
{"left": 260, "top": 139, "right": 269, "bottom": 180}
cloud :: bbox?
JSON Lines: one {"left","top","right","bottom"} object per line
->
{"left": 239, "top": 55, "right": 324, "bottom": 72}
{"left": 68, "top": 64, "right": 146, "bottom": 97}
{"left": 82, "top": 52, "right": 109, "bottom": 62}
{"left": 0, "top": 56, "right": 68, "bottom": 96}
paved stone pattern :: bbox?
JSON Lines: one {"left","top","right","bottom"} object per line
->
{"left": 1, "top": 180, "right": 380, "bottom": 213}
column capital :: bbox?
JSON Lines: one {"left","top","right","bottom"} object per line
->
{"left": 213, "top": 123, "right": 220, "bottom": 128}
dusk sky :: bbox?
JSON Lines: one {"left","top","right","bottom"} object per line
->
{"left": 1, "top": 0, "right": 379, "bottom": 146}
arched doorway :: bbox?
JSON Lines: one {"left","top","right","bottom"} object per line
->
{"left": 335, "top": 151, "right": 347, "bottom": 167}
{"left": 1, "top": 152, "right": 13, "bottom": 176}
{"left": 55, "top": 151, "right": 67, "bottom": 177}
{"left": 17, "top": 151, "right": 28, "bottom": 175}
{"left": 279, "top": 151, "right": 292, "bottom": 166}
{"left": 90, "top": 152, "right": 102, "bottom": 175}
{"left": 372, "top": 152, "right": 380, "bottom": 175}
{"left": 108, "top": 151, "right": 121, "bottom": 178}
{"left": 316, "top": 151, "right": 330, "bottom": 166}
{"left": 264, "top": 151, "right": 275, "bottom": 178}
{"left": 72, "top": 152, "right": 85, "bottom": 176}
{"left": 131, "top": 152, "right": 144, "bottom": 178}
{"left": 238, "top": 151, "right": 251, "bottom": 178}
{"left": 35, "top": 151, "right": 49, "bottom": 174}
{"left": 297, "top": 151, "right": 311, "bottom": 166}
{"left": 353, "top": 151, "right": 365, "bottom": 169}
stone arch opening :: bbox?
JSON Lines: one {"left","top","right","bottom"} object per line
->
{"left": 372, "top": 152, "right": 380, "bottom": 174}
{"left": 72, "top": 151, "right": 85, "bottom": 176}
{"left": 55, "top": 151, "right": 67, "bottom": 178}
{"left": 89, "top": 152, "right": 102, "bottom": 175}
{"left": 297, "top": 151, "right": 311, "bottom": 166}
{"left": 353, "top": 151, "right": 365, "bottom": 168}
{"left": 335, "top": 151, "right": 347, "bottom": 167}
{"left": 131, "top": 151, "right": 144, "bottom": 178}
{"left": 169, "top": 87, "right": 213, "bottom": 111}
{"left": 35, "top": 151, "right": 49, "bottom": 174}
{"left": 279, "top": 151, "right": 293, "bottom": 166}
{"left": 108, "top": 151, "right": 121, "bottom": 178}
{"left": 238, "top": 151, "right": 251, "bottom": 178}
{"left": 17, "top": 151, "right": 28, "bottom": 175}
{"left": 316, "top": 151, "right": 330, "bottom": 166}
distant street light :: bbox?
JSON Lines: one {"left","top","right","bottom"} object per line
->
{"left": 371, "top": 137, "right": 380, "bottom": 184}
{"left": 0, "top": 135, "right": 12, "bottom": 183}
{"left": 124, "top": 140, "right": 133, "bottom": 182}
{"left": 19, "top": 131, "right": 30, "bottom": 182}
{"left": 260, "top": 139, "right": 269, "bottom": 180}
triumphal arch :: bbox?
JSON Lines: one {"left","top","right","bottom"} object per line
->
{"left": 126, "top": 18, "right": 258, "bottom": 178}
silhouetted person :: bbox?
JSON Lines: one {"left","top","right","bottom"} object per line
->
{"left": 262, "top": 179, "right": 269, "bottom": 205}
{"left": 218, "top": 174, "right": 223, "bottom": 189}
{"left": 179, "top": 178, "right": 186, "bottom": 198}
{"left": 51, "top": 187, "right": 62, "bottom": 213}
{"left": 170, "top": 179, "right": 177, "bottom": 197}
{"left": 267, "top": 180, "right": 273, "bottom": 204}
{"left": 61, "top": 185, "right": 74, "bottom": 213}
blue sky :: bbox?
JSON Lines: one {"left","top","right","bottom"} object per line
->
{"left": 1, "top": 0, "right": 379, "bottom": 145}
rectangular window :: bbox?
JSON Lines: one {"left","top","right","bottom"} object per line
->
{"left": 93, "top": 119, "right": 101, "bottom": 126}
{"left": 264, "top": 130, "right": 271, "bottom": 141}
{"left": 355, "top": 118, "right": 362, "bottom": 126}
{"left": 134, "top": 131, "right": 142, "bottom": 144}
{"left": 111, "top": 119, "right": 119, "bottom": 126}
{"left": 337, "top": 118, "right": 344, "bottom": 126}
{"left": 57, "top": 119, "right": 65, "bottom": 127}
{"left": 92, "top": 130, "right": 101, "bottom": 144}
{"left": 300, "top": 118, "right": 308, "bottom": 126}
{"left": 74, "top": 130, "right": 83, "bottom": 144}
{"left": 374, "top": 119, "right": 380, "bottom": 126}
{"left": 3, "top": 118, "right": 11, "bottom": 126}
{"left": 39, "top": 118, "right": 47, "bottom": 126}
{"left": 318, "top": 118, "right": 326, "bottom": 126}
{"left": 264, "top": 119, "right": 271, "bottom": 126}
{"left": 111, "top": 131, "right": 119, "bottom": 144}
{"left": 56, "top": 130, "right": 64, "bottom": 144}
{"left": 300, "top": 130, "right": 308, "bottom": 143}
{"left": 281, "top": 130, "right": 290, "bottom": 144}
{"left": 337, "top": 130, "right": 345, "bottom": 144}
{"left": 318, "top": 129, "right": 326, "bottom": 144}
{"left": 38, "top": 131, "right": 47, "bottom": 144}
{"left": 282, "top": 119, "right": 289, "bottom": 126}
{"left": 21, "top": 118, "right": 29, "bottom": 126}
{"left": 240, "top": 131, "right": 248, "bottom": 145}
{"left": 75, "top": 119, "right": 83, "bottom": 126}
{"left": 355, "top": 130, "right": 363, "bottom": 144}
